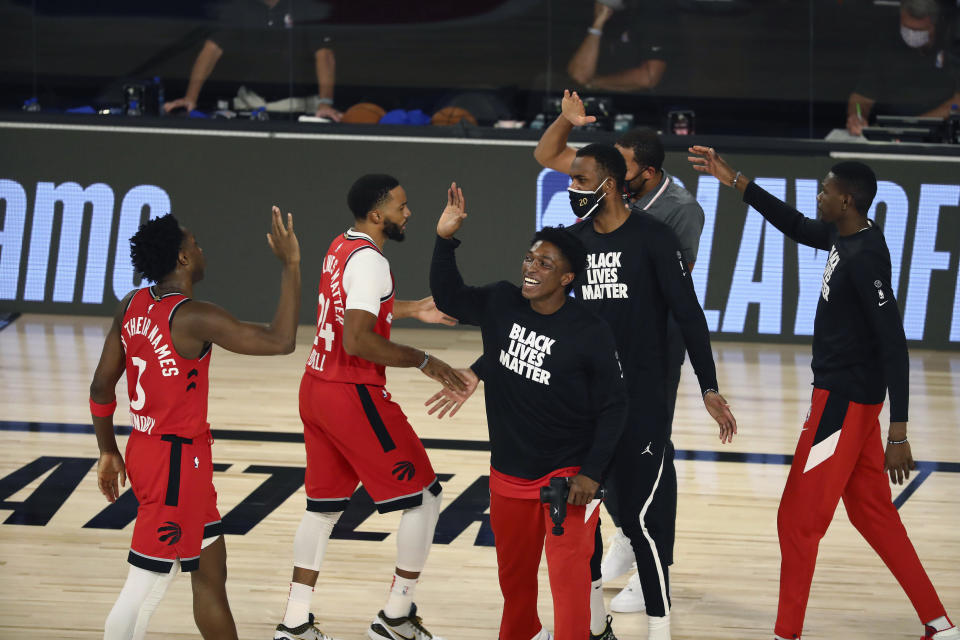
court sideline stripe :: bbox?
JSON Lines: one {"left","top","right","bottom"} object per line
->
{"left": 1, "top": 420, "right": 958, "bottom": 472}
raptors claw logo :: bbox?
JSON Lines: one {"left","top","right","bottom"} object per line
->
{"left": 392, "top": 460, "right": 416, "bottom": 481}
{"left": 157, "top": 521, "right": 182, "bottom": 545}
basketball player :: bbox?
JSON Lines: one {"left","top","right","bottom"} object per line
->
{"left": 429, "top": 183, "right": 627, "bottom": 640}
{"left": 534, "top": 90, "right": 708, "bottom": 613}
{"left": 91, "top": 207, "right": 301, "bottom": 640}
{"left": 273, "top": 174, "right": 465, "bottom": 640}
{"left": 564, "top": 143, "right": 736, "bottom": 640}
{"left": 688, "top": 145, "right": 959, "bottom": 640}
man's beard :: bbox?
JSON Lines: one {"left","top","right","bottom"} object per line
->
{"left": 383, "top": 219, "right": 405, "bottom": 242}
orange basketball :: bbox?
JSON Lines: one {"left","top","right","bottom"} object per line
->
{"left": 341, "top": 102, "right": 386, "bottom": 124}
{"left": 431, "top": 106, "right": 477, "bottom": 127}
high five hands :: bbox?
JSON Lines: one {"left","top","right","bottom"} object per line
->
{"left": 437, "top": 182, "right": 467, "bottom": 239}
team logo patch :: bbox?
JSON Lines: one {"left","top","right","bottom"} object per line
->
{"left": 158, "top": 521, "right": 182, "bottom": 545}
{"left": 392, "top": 460, "right": 416, "bottom": 481}
{"left": 874, "top": 280, "right": 882, "bottom": 288}
{"left": 193, "top": 456, "right": 199, "bottom": 469}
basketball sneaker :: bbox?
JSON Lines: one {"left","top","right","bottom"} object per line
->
{"left": 609, "top": 572, "right": 645, "bottom": 613}
{"left": 275, "top": 613, "right": 339, "bottom": 640}
{"left": 531, "top": 628, "right": 553, "bottom": 640}
{"left": 369, "top": 603, "right": 445, "bottom": 640}
{"left": 600, "top": 529, "right": 635, "bottom": 583}
{"left": 590, "top": 615, "right": 617, "bottom": 640}
{"left": 923, "top": 625, "right": 960, "bottom": 639}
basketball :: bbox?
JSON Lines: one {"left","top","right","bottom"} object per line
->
{"left": 431, "top": 106, "right": 477, "bottom": 127}
{"left": 341, "top": 102, "right": 386, "bottom": 124}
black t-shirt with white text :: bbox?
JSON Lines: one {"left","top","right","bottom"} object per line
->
{"left": 567, "top": 213, "right": 719, "bottom": 423}
{"left": 744, "top": 181, "right": 910, "bottom": 421}
{"left": 430, "top": 235, "right": 628, "bottom": 482}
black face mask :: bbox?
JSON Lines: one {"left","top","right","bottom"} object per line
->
{"left": 568, "top": 178, "right": 610, "bottom": 219}
{"left": 624, "top": 167, "right": 650, "bottom": 201}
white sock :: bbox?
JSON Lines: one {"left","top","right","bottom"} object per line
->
{"left": 648, "top": 613, "right": 671, "bottom": 640}
{"left": 927, "top": 617, "right": 954, "bottom": 632}
{"left": 104, "top": 561, "right": 179, "bottom": 640}
{"left": 589, "top": 580, "right": 606, "bottom": 635}
{"left": 282, "top": 582, "right": 314, "bottom": 628}
{"left": 384, "top": 574, "right": 417, "bottom": 619}
{"left": 774, "top": 635, "right": 794, "bottom": 640}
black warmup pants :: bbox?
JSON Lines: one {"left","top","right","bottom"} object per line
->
{"left": 597, "top": 314, "right": 684, "bottom": 617}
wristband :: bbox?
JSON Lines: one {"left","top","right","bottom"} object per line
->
{"left": 887, "top": 437, "right": 908, "bottom": 445}
{"left": 90, "top": 397, "right": 117, "bottom": 418}
{"left": 317, "top": 97, "right": 334, "bottom": 105}
{"left": 702, "top": 388, "right": 718, "bottom": 398}
{"left": 732, "top": 171, "right": 742, "bottom": 188}
{"left": 587, "top": 26, "right": 603, "bottom": 36}
{"left": 417, "top": 352, "right": 430, "bottom": 370}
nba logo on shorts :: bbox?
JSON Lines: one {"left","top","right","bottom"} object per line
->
{"left": 536, "top": 169, "right": 576, "bottom": 231}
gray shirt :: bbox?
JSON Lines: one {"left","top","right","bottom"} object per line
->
{"left": 630, "top": 171, "right": 705, "bottom": 266}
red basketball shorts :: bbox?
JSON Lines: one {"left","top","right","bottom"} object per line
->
{"left": 299, "top": 374, "right": 440, "bottom": 513}
{"left": 124, "top": 429, "right": 222, "bottom": 573}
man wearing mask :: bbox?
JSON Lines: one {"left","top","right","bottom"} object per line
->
{"left": 557, "top": 143, "right": 737, "bottom": 640}
{"left": 846, "top": 0, "right": 960, "bottom": 135}
{"left": 534, "top": 90, "right": 707, "bottom": 616}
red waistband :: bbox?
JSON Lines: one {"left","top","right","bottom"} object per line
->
{"left": 488, "top": 466, "right": 581, "bottom": 499}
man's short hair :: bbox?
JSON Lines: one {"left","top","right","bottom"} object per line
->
{"left": 902, "top": 0, "right": 939, "bottom": 21}
{"left": 616, "top": 127, "right": 665, "bottom": 172}
{"left": 575, "top": 143, "right": 627, "bottom": 193}
{"left": 830, "top": 161, "right": 878, "bottom": 215}
{"left": 347, "top": 174, "right": 400, "bottom": 221}
{"left": 129, "top": 213, "right": 184, "bottom": 283}
{"left": 530, "top": 226, "right": 587, "bottom": 294}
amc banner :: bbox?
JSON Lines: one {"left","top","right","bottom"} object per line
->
{"left": 1, "top": 123, "right": 958, "bottom": 349}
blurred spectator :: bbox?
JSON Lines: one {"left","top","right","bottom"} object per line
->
{"left": 165, "top": 0, "right": 340, "bottom": 120}
{"left": 566, "top": 0, "right": 668, "bottom": 92}
{"left": 846, "top": 0, "right": 960, "bottom": 134}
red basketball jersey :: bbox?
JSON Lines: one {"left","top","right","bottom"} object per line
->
{"left": 120, "top": 287, "right": 211, "bottom": 438}
{"left": 305, "top": 231, "right": 395, "bottom": 386}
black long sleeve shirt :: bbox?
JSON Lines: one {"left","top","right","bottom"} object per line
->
{"left": 743, "top": 181, "right": 910, "bottom": 421}
{"left": 430, "top": 235, "right": 628, "bottom": 482}
{"left": 567, "top": 213, "right": 719, "bottom": 414}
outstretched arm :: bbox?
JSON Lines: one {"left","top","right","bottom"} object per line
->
{"left": 688, "top": 145, "right": 833, "bottom": 251}
{"left": 533, "top": 90, "right": 596, "bottom": 174}
{"left": 567, "top": 2, "right": 613, "bottom": 85}
{"left": 174, "top": 207, "right": 301, "bottom": 356}
{"left": 394, "top": 297, "right": 457, "bottom": 326}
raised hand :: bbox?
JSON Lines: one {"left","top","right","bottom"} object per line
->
{"left": 425, "top": 367, "right": 479, "bottom": 418}
{"left": 703, "top": 391, "right": 737, "bottom": 444}
{"left": 687, "top": 146, "right": 738, "bottom": 187}
{"left": 411, "top": 296, "right": 457, "bottom": 326}
{"left": 267, "top": 206, "right": 300, "bottom": 265}
{"left": 97, "top": 451, "right": 126, "bottom": 503}
{"left": 561, "top": 90, "right": 597, "bottom": 127}
{"left": 593, "top": 1, "right": 614, "bottom": 28}
{"left": 436, "top": 182, "right": 467, "bottom": 239}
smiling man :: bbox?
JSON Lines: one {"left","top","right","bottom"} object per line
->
{"left": 429, "top": 183, "right": 628, "bottom": 640}
{"left": 688, "top": 146, "right": 959, "bottom": 640}
{"left": 273, "top": 173, "right": 466, "bottom": 640}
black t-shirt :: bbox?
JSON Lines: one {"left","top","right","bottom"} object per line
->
{"left": 854, "top": 23, "right": 958, "bottom": 115}
{"left": 743, "top": 182, "right": 910, "bottom": 421}
{"left": 597, "top": 8, "right": 672, "bottom": 76}
{"left": 208, "top": 0, "right": 332, "bottom": 64}
{"left": 430, "top": 236, "right": 628, "bottom": 482}
{"left": 567, "top": 213, "right": 719, "bottom": 415}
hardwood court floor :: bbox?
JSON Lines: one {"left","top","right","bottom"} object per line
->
{"left": 1, "top": 314, "right": 958, "bottom": 639}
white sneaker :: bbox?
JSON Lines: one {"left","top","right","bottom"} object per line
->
{"left": 600, "top": 530, "right": 635, "bottom": 583}
{"left": 647, "top": 613, "right": 670, "bottom": 640}
{"left": 274, "top": 613, "right": 339, "bottom": 640}
{"left": 609, "top": 572, "right": 645, "bottom": 613}
{"left": 369, "top": 604, "right": 445, "bottom": 640}
{"left": 927, "top": 627, "right": 960, "bottom": 639}
{"left": 530, "top": 628, "right": 553, "bottom": 640}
